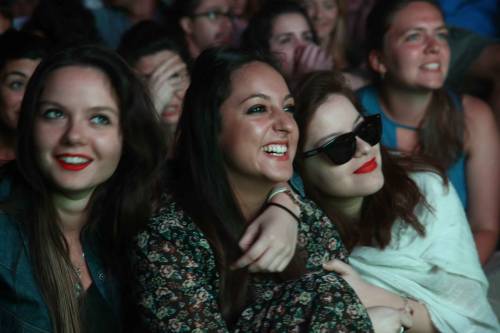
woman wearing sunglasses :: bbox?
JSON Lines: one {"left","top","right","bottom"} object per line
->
{"left": 294, "top": 71, "right": 499, "bottom": 332}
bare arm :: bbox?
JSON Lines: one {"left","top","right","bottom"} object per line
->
{"left": 324, "top": 259, "right": 436, "bottom": 333}
{"left": 232, "top": 185, "right": 300, "bottom": 272}
{"left": 463, "top": 95, "right": 500, "bottom": 264}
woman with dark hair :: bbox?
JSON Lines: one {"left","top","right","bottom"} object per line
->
{"left": 0, "top": 29, "right": 49, "bottom": 169}
{"left": 131, "top": 47, "right": 394, "bottom": 332}
{"left": 0, "top": 45, "right": 166, "bottom": 332}
{"left": 241, "top": 0, "right": 332, "bottom": 87}
{"left": 294, "top": 70, "right": 499, "bottom": 332}
{"left": 118, "top": 20, "right": 190, "bottom": 156}
{"left": 357, "top": 0, "right": 500, "bottom": 264}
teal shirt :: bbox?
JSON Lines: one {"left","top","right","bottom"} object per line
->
{"left": 356, "top": 85, "right": 468, "bottom": 208}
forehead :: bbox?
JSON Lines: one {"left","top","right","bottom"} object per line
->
{"left": 135, "top": 50, "right": 179, "bottom": 76}
{"left": 306, "top": 94, "right": 359, "bottom": 140}
{"left": 228, "top": 61, "right": 289, "bottom": 98}
{"left": 196, "top": 0, "right": 230, "bottom": 11}
{"left": 2, "top": 58, "right": 41, "bottom": 76}
{"left": 389, "top": 1, "right": 444, "bottom": 32}
{"left": 41, "top": 65, "right": 117, "bottom": 102}
{"left": 272, "top": 13, "right": 310, "bottom": 34}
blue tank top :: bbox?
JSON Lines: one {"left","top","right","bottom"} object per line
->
{"left": 356, "top": 85, "right": 468, "bottom": 208}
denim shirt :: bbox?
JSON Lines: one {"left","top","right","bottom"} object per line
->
{"left": 0, "top": 179, "right": 121, "bottom": 332}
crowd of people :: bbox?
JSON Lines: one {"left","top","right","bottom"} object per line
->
{"left": 0, "top": 0, "right": 498, "bottom": 332}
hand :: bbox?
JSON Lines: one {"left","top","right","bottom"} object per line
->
{"left": 232, "top": 196, "right": 299, "bottom": 273}
{"left": 322, "top": 259, "right": 371, "bottom": 304}
{"left": 147, "top": 53, "right": 189, "bottom": 116}
{"left": 294, "top": 43, "right": 333, "bottom": 78}
{"left": 367, "top": 306, "right": 412, "bottom": 333}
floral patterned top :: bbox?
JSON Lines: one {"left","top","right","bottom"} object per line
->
{"left": 132, "top": 194, "right": 374, "bottom": 332}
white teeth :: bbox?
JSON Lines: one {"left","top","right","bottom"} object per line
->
{"left": 422, "top": 63, "right": 439, "bottom": 70}
{"left": 262, "top": 144, "right": 287, "bottom": 155}
{"left": 59, "top": 156, "right": 90, "bottom": 164}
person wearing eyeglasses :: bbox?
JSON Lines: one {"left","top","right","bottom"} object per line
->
{"left": 293, "top": 70, "right": 499, "bottom": 332}
{"left": 170, "top": 0, "right": 233, "bottom": 60}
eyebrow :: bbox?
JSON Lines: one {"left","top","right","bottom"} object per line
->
{"left": 239, "top": 93, "right": 293, "bottom": 105}
{"left": 4, "top": 71, "right": 28, "bottom": 78}
{"left": 404, "top": 25, "right": 448, "bottom": 33}
{"left": 316, "top": 114, "right": 363, "bottom": 146}
{"left": 39, "top": 101, "right": 119, "bottom": 115}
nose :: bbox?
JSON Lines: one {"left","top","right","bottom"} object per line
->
{"left": 353, "top": 136, "right": 371, "bottom": 157}
{"left": 63, "top": 117, "right": 87, "bottom": 145}
{"left": 425, "top": 35, "right": 441, "bottom": 54}
{"left": 273, "top": 108, "right": 296, "bottom": 134}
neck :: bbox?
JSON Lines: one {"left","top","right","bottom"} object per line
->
{"left": 52, "top": 190, "right": 93, "bottom": 239}
{"left": 317, "top": 193, "right": 364, "bottom": 225}
{"left": 127, "top": 0, "right": 156, "bottom": 23}
{"left": 164, "top": 123, "right": 177, "bottom": 159}
{"left": 228, "top": 176, "right": 272, "bottom": 222}
{"left": 379, "top": 82, "right": 433, "bottom": 127}
{"left": 186, "top": 37, "right": 201, "bottom": 60}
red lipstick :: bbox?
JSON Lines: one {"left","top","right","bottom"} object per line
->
{"left": 55, "top": 154, "right": 92, "bottom": 171}
{"left": 354, "top": 158, "right": 377, "bottom": 174}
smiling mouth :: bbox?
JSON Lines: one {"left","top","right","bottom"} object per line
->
{"left": 56, "top": 154, "right": 93, "bottom": 171}
{"left": 421, "top": 62, "right": 440, "bottom": 70}
{"left": 262, "top": 143, "right": 288, "bottom": 157}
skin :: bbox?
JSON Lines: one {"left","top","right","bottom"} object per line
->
{"left": 219, "top": 61, "right": 298, "bottom": 221}
{"left": 218, "top": 61, "right": 300, "bottom": 272}
{"left": 0, "top": 58, "right": 41, "bottom": 130}
{"left": 300, "top": 93, "right": 435, "bottom": 333}
{"left": 134, "top": 49, "right": 189, "bottom": 126}
{"left": 34, "top": 65, "right": 123, "bottom": 289}
{"left": 269, "top": 13, "right": 332, "bottom": 83}
{"left": 302, "top": 0, "right": 339, "bottom": 48}
{"left": 180, "top": 0, "right": 233, "bottom": 59}
{"left": 0, "top": 58, "right": 41, "bottom": 162}
{"left": 368, "top": 1, "right": 500, "bottom": 264}
{"left": 301, "top": 94, "right": 384, "bottom": 220}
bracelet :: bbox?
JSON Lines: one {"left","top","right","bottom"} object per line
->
{"left": 267, "top": 202, "right": 300, "bottom": 224}
{"left": 266, "top": 185, "right": 301, "bottom": 206}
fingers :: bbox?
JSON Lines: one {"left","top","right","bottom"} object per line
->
{"left": 238, "top": 222, "right": 260, "bottom": 251}
{"left": 232, "top": 233, "right": 270, "bottom": 269}
{"left": 322, "top": 258, "right": 352, "bottom": 275}
{"left": 233, "top": 235, "right": 293, "bottom": 272}
{"left": 399, "top": 307, "right": 413, "bottom": 330}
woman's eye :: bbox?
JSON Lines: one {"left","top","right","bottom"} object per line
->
{"left": 405, "top": 33, "right": 422, "bottom": 42}
{"left": 303, "top": 32, "right": 314, "bottom": 43}
{"left": 41, "top": 109, "right": 64, "bottom": 119}
{"left": 90, "top": 114, "right": 111, "bottom": 125}
{"left": 246, "top": 105, "right": 266, "bottom": 114}
{"left": 8, "top": 81, "right": 24, "bottom": 91}
{"left": 284, "top": 105, "right": 295, "bottom": 114}
{"left": 436, "top": 31, "right": 449, "bottom": 41}
{"left": 277, "top": 36, "right": 292, "bottom": 45}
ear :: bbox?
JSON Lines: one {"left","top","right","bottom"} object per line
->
{"left": 180, "top": 17, "right": 193, "bottom": 35}
{"left": 368, "top": 50, "right": 387, "bottom": 77}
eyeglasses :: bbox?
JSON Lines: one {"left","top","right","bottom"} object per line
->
{"left": 191, "top": 9, "right": 233, "bottom": 21}
{"left": 303, "top": 114, "right": 381, "bottom": 165}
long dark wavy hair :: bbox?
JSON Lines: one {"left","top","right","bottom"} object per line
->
{"left": 294, "top": 71, "right": 446, "bottom": 251}
{"left": 170, "top": 47, "right": 305, "bottom": 326}
{"left": 13, "top": 45, "right": 166, "bottom": 333}
{"left": 365, "top": 0, "right": 464, "bottom": 170}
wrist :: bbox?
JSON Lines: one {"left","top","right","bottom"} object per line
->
{"left": 267, "top": 185, "right": 300, "bottom": 216}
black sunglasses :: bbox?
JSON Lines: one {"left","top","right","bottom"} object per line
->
{"left": 303, "top": 114, "right": 382, "bottom": 165}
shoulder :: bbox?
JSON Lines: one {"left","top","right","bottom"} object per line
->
{"left": 135, "top": 193, "right": 212, "bottom": 259}
{"left": 461, "top": 94, "right": 499, "bottom": 151}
